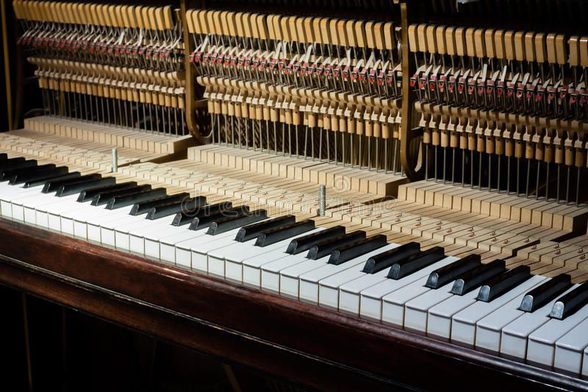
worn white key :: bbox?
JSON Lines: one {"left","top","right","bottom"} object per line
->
{"left": 245, "top": 251, "right": 299, "bottom": 289}
{"left": 174, "top": 228, "right": 241, "bottom": 272}
{"left": 527, "top": 305, "right": 588, "bottom": 368}
{"left": 340, "top": 257, "right": 455, "bottom": 318}
{"left": 193, "top": 232, "right": 244, "bottom": 274}
{"left": 500, "top": 285, "right": 579, "bottom": 360}
{"left": 554, "top": 317, "right": 588, "bottom": 375}
{"left": 316, "top": 245, "right": 399, "bottom": 308}
{"left": 219, "top": 229, "right": 322, "bottom": 282}
{"left": 450, "top": 275, "right": 546, "bottom": 346}
{"left": 0, "top": 184, "right": 43, "bottom": 219}
{"left": 403, "top": 281, "right": 455, "bottom": 335}
{"left": 583, "top": 347, "right": 588, "bottom": 378}
{"left": 475, "top": 277, "right": 548, "bottom": 352}
{"left": 257, "top": 253, "right": 314, "bottom": 292}
{"left": 380, "top": 257, "right": 460, "bottom": 327}
{"left": 241, "top": 228, "right": 327, "bottom": 289}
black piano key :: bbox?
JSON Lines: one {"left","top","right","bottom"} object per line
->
{"left": 130, "top": 193, "right": 191, "bottom": 215}
{"left": 549, "top": 282, "right": 588, "bottom": 320}
{"left": 91, "top": 185, "right": 152, "bottom": 206}
{"left": 286, "top": 226, "right": 346, "bottom": 255}
{"left": 255, "top": 220, "right": 316, "bottom": 247}
{"left": 363, "top": 242, "right": 421, "bottom": 274}
{"left": 519, "top": 274, "right": 573, "bottom": 312}
{"left": 146, "top": 196, "right": 207, "bottom": 220}
{"left": 190, "top": 206, "right": 250, "bottom": 230}
{"left": 25, "top": 172, "right": 81, "bottom": 188}
{"left": 329, "top": 235, "right": 388, "bottom": 265}
{"left": 0, "top": 153, "right": 6, "bottom": 160}
{"left": 235, "top": 215, "right": 296, "bottom": 242}
{"left": 56, "top": 177, "right": 116, "bottom": 197}
{"left": 207, "top": 209, "right": 268, "bottom": 235}
{"left": 386, "top": 246, "right": 445, "bottom": 279}
{"left": 450, "top": 259, "right": 507, "bottom": 296}
{"left": 477, "top": 266, "right": 532, "bottom": 302}
{"left": 0, "top": 159, "right": 37, "bottom": 177}
{"left": 171, "top": 202, "right": 232, "bottom": 226}
{"left": 425, "top": 254, "right": 482, "bottom": 289}
{"left": 106, "top": 188, "right": 167, "bottom": 210}
{"left": 77, "top": 182, "right": 138, "bottom": 202}
{"left": 1, "top": 163, "right": 56, "bottom": 181}
{"left": 307, "top": 231, "right": 366, "bottom": 260}
{"left": 0, "top": 157, "right": 26, "bottom": 169}
{"left": 43, "top": 173, "right": 101, "bottom": 193}
{"left": 10, "top": 166, "right": 68, "bottom": 185}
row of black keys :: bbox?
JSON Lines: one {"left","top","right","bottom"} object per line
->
{"left": 2, "top": 153, "right": 587, "bottom": 320}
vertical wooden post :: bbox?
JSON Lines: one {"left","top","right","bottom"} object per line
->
{"left": 22, "top": 294, "right": 33, "bottom": 392}
{"left": 399, "top": 0, "right": 421, "bottom": 180}
{"left": 1, "top": 0, "right": 14, "bottom": 130}
{"left": 180, "top": 0, "right": 198, "bottom": 138}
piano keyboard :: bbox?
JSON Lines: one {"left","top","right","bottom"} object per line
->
{"left": 1, "top": 152, "right": 588, "bottom": 378}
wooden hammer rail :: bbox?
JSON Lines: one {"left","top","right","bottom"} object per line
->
{"left": 28, "top": 58, "right": 184, "bottom": 88}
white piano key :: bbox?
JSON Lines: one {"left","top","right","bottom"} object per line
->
{"left": 210, "top": 228, "right": 321, "bottom": 280}
{"left": 278, "top": 253, "right": 340, "bottom": 299}
{"left": 500, "top": 284, "right": 580, "bottom": 360}
{"left": 316, "top": 245, "right": 398, "bottom": 308}
{"left": 242, "top": 228, "right": 327, "bottom": 289}
{"left": 380, "top": 257, "right": 460, "bottom": 327}
{"left": 169, "top": 227, "right": 242, "bottom": 272}
{"left": 0, "top": 184, "right": 43, "bottom": 219}
{"left": 554, "top": 317, "right": 588, "bottom": 375}
{"left": 62, "top": 203, "right": 134, "bottom": 238}
{"left": 243, "top": 252, "right": 296, "bottom": 289}
{"left": 226, "top": 228, "right": 324, "bottom": 287}
{"left": 261, "top": 253, "right": 315, "bottom": 292}
{"left": 527, "top": 305, "right": 588, "bottom": 368}
{"left": 450, "top": 275, "right": 546, "bottom": 347}
{"left": 583, "top": 347, "right": 588, "bottom": 378}
{"left": 403, "top": 281, "right": 455, "bottom": 335}
{"left": 475, "top": 276, "right": 548, "bottom": 353}
{"left": 341, "top": 257, "right": 455, "bottom": 318}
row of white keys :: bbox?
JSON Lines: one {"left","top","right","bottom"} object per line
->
{"left": 241, "top": 228, "right": 328, "bottom": 289}
{"left": 380, "top": 256, "right": 460, "bottom": 327}
{"left": 277, "top": 247, "right": 362, "bottom": 300}
{"left": 403, "top": 280, "right": 459, "bottom": 335}
{"left": 527, "top": 302, "right": 588, "bottom": 368}
{"left": 208, "top": 227, "right": 322, "bottom": 280}
{"left": 175, "top": 227, "right": 244, "bottom": 271}
{"left": 340, "top": 256, "right": 456, "bottom": 317}
{"left": 500, "top": 285, "right": 580, "bottom": 361}
{"left": 0, "top": 182, "right": 45, "bottom": 219}
{"left": 358, "top": 256, "right": 458, "bottom": 321}
{"left": 0, "top": 178, "right": 214, "bottom": 263}
{"left": 474, "top": 276, "right": 549, "bottom": 353}
{"left": 305, "top": 244, "right": 398, "bottom": 306}
{"left": 450, "top": 275, "right": 549, "bottom": 346}
{"left": 314, "top": 245, "right": 408, "bottom": 308}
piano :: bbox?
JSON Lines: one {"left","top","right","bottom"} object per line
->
{"left": 1, "top": 0, "right": 588, "bottom": 390}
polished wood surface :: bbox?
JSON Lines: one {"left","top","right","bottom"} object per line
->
{"left": 0, "top": 218, "right": 585, "bottom": 391}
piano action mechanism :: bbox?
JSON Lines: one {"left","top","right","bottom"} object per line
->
{"left": 2, "top": 0, "right": 588, "bottom": 389}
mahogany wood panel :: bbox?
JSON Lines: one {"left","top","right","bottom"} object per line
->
{"left": 0, "top": 218, "right": 586, "bottom": 391}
